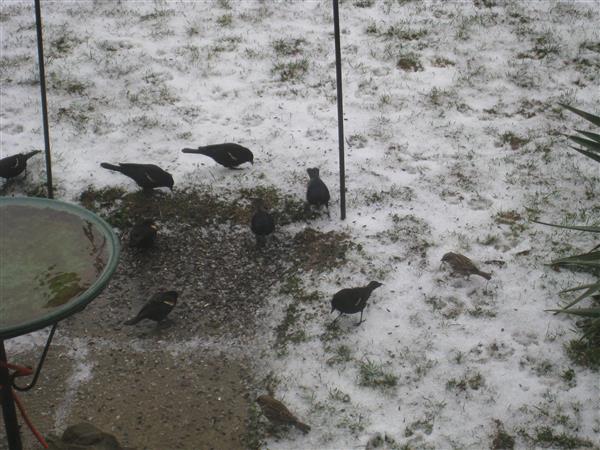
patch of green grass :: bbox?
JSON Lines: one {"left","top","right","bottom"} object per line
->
{"left": 431, "top": 56, "right": 455, "bottom": 67}
{"left": 521, "top": 426, "right": 595, "bottom": 449}
{"left": 241, "top": 403, "right": 266, "bottom": 450}
{"left": 365, "top": 22, "right": 378, "bottom": 35}
{"left": 446, "top": 372, "right": 484, "bottom": 392}
{"left": 272, "top": 38, "right": 305, "bottom": 56}
{"left": 560, "top": 368, "right": 576, "bottom": 386}
{"left": 497, "top": 131, "right": 530, "bottom": 150}
{"left": 358, "top": 359, "right": 398, "bottom": 389}
{"left": 404, "top": 417, "right": 433, "bottom": 437}
{"left": 272, "top": 58, "right": 309, "bottom": 82}
{"left": 491, "top": 419, "right": 515, "bottom": 449}
{"left": 212, "top": 35, "right": 242, "bottom": 53}
{"left": 380, "top": 24, "right": 428, "bottom": 41}
{"left": 48, "top": 71, "right": 92, "bottom": 96}
{"left": 347, "top": 133, "right": 368, "bottom": 149}
{"left": 396, "top": 52, "right": 423, "bottom": 71}
{"left": 328, "top": 387, "right": 351, "bottom": 403}
{"left": 565, "top": 339, "right": 600, "bottom": 369}
{"left": 353, "top": 0, "right": 374, "bottom": 7}
{"left": 425, "top": 295, "right": 464, "bottom": 319}
{"left": 139, "top": 6, "right": 174, "bottom": 22}
{"left": 216, "top": 13, "right": 232, "bottom": 27}
{"left": 326, "top": 344, "right": 353, "bottom": 366}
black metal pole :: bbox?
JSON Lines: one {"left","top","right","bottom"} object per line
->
{"left": 34, "top": 0, "right": 53, "bottom": 199}
{"left": 0, "top": 341, "right": 23, "bottom": 450}
{"left": 332, "top": 0, "right": 346, "bottom": 220}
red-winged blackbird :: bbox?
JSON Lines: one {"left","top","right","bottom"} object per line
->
{"left": 129, "top": 219, "right": 157, "bottom": 249}
{"left": 0, "top": 150, "right": 41, "bottom": 179}
{"left": 182, "top": 143, "right": 254, "bottom": 169}
{"left": 441, "top": 252, "right": 491, "bottom": 280}
{"left": 100, "top": 163, "right": 174, "bottom": 191}
{"left": 251, "top": 198, "right": 275, "bottom": 248}
{"left": 306, "top": 167, "right": 330, "bottom": 215}
{"left": 124, "top": 291, "right": 179, "bottom": 325}
{"left": 256, "top": 395, "right": 311, "bottom": 433}
{"left": 331, "top": 281, "right": 383, "bottom": 326}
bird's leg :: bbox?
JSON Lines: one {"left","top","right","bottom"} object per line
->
{"left": 331, "top": 312, "right": 343, "bottom": 324}
{"left": 326, "top": 204, "right": 330, "bottom": 218}
{"left": 355, "top": 311, "right": 364, "bottom": 326}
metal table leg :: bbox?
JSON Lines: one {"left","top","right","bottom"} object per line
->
{"left": 0, "top": 340, "right": 22, "bottom": 450}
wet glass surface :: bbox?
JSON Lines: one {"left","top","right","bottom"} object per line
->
{"left": 0, "top": 204, "right": 109, "bottom": 330}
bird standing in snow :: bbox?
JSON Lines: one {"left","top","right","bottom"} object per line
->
{"left": 124, "top": 291, "right": 179, "bottom": 325}
{"left": 100, "top": 162, "right": 174, "bottom": 191}
{"left": 306, "top": 167, "right": 330, "bottom": 216}
{"left": 331, "top": 281, "right": 383, "bottom": 326}
{"left": 256, "top": 394, "right": 311, "bottom": 433}
{"left": 250, "top": 198, "right": 275, "bottom": 248}
{"left": 0, "top": 150, "right": 41, "bottom": 179}
{"left": 182, "top": 143, "right": 254, "bottom": 169}
{"left": 441, "top": 252, "right": 491, "bottom": 280}
{"left": 129, "top": 219, "right": 158, "bottom": 249}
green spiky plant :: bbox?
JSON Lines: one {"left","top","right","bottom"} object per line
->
{"left": 536, "top": 104, "right": 599, "bottom": 364}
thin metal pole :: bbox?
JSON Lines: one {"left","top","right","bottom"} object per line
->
{"left": 34, "top": 0, "right": 53, "bottom": 199}
{"left": 13, "top": 323, "right": 57, "bottom": 392}
{"left": 1, "top": 341, "right": 23, "bottom": 450}
{"left": 332, "top": 0, "right": 346, "bottom": 220}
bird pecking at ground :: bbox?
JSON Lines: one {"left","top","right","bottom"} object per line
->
{"left": 100, "top": 162, "right": 174, "bottom": 191}
{"left": 129, "top": 219, "right": 158, "bottom": 249}
{"left": 181, "top": 143, "right": 254, "bottom": 169}
{"left": 306, "top": 167, "right": 330, "bottom": 216}
{"left": 0, "top": 150, "right": 41, "bottom": 179}
{"left": 331, "top": 281, "right": 383, "bottom": 326}
{"left": 124, "top": 291, "right": 179, "bottom": 325}
{"left": 256, "top": 394, "right": 311, "bottom": 434}
{"left": 441, "top": 252, "right": 492, "bottom": 280}
{"left": 250, "top": 197, "right": 275, "bottom": 248}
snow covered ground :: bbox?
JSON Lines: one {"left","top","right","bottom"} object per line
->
{"left": 1, "top": 1, "right": 599, "bottom": 449}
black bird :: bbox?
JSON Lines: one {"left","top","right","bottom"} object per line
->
{"left": 331, "top": 281, "right": 383, "bottom": 326}
{"left": 0, "top": 150, "right": 41, "bottom": 179}
{"left": 182, "top": 143, "right": 254, "bottom": 169}
{"left": 100, "top": 163, "right": 174, "bottom": 191}
{"left": 129, "top": 219, "right": 157, "bottom": 249}
{"left": 124, "top": 291, "right": 179, "bottom": 325}
{"left": 306, "top": 167, "right": 330, "bottom": 215}
{"left": 250, "top": 198, "right": 275, "bottom": 248}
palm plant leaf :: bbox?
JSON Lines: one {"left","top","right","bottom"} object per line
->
{"left": 545, "top": 307, "right": 600, "bottom": 318}
{"left": 566, "top": 135, "right": 600, "bottom": 152}
{"left": 575, "top": 130, "right": 600, "bottom": 143}
{"left": 568, "top": 146, "right": 600, "bottom": 163}
{"left": 533, "top": 220, "right": 600, "bottom": 233}
{"left": 551, "top": 251, "right": 600, "bottom": 267}
{"left": 559, "top": 103, "right": 600, "bottom": 126}
{"left": 556, "top": 281, "right": 600, "bottom": 311}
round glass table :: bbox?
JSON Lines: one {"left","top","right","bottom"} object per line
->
{"left": 0, "top": 197, "right": 120, "bottom": 450}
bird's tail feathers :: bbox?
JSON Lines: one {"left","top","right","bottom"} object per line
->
{"left": 100, "top": 162, "right": 121, "bottom": 172}
{"left": 478, "top": 271, "right": 492, "bottom": 280}
{"left": 124, "top": 315, "right": 141, "bottom": 325}
{"left": 24, "top": 150, "right": 42, "bottom": 160}
{"left": 181, "top": 147, "right": 208, "bottom": 155}
{"left": 294, "top": 421, "right": 311, "bottom": 433}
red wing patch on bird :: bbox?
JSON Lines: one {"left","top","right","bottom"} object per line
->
{"left": 227, "top": 152, "right": 239, "bottom": 161}
{"left": 162, "top": 299, "right": 176, "bottom": 306}
{"left": 354, "top": 296, "right": 363, "bottom": 307}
